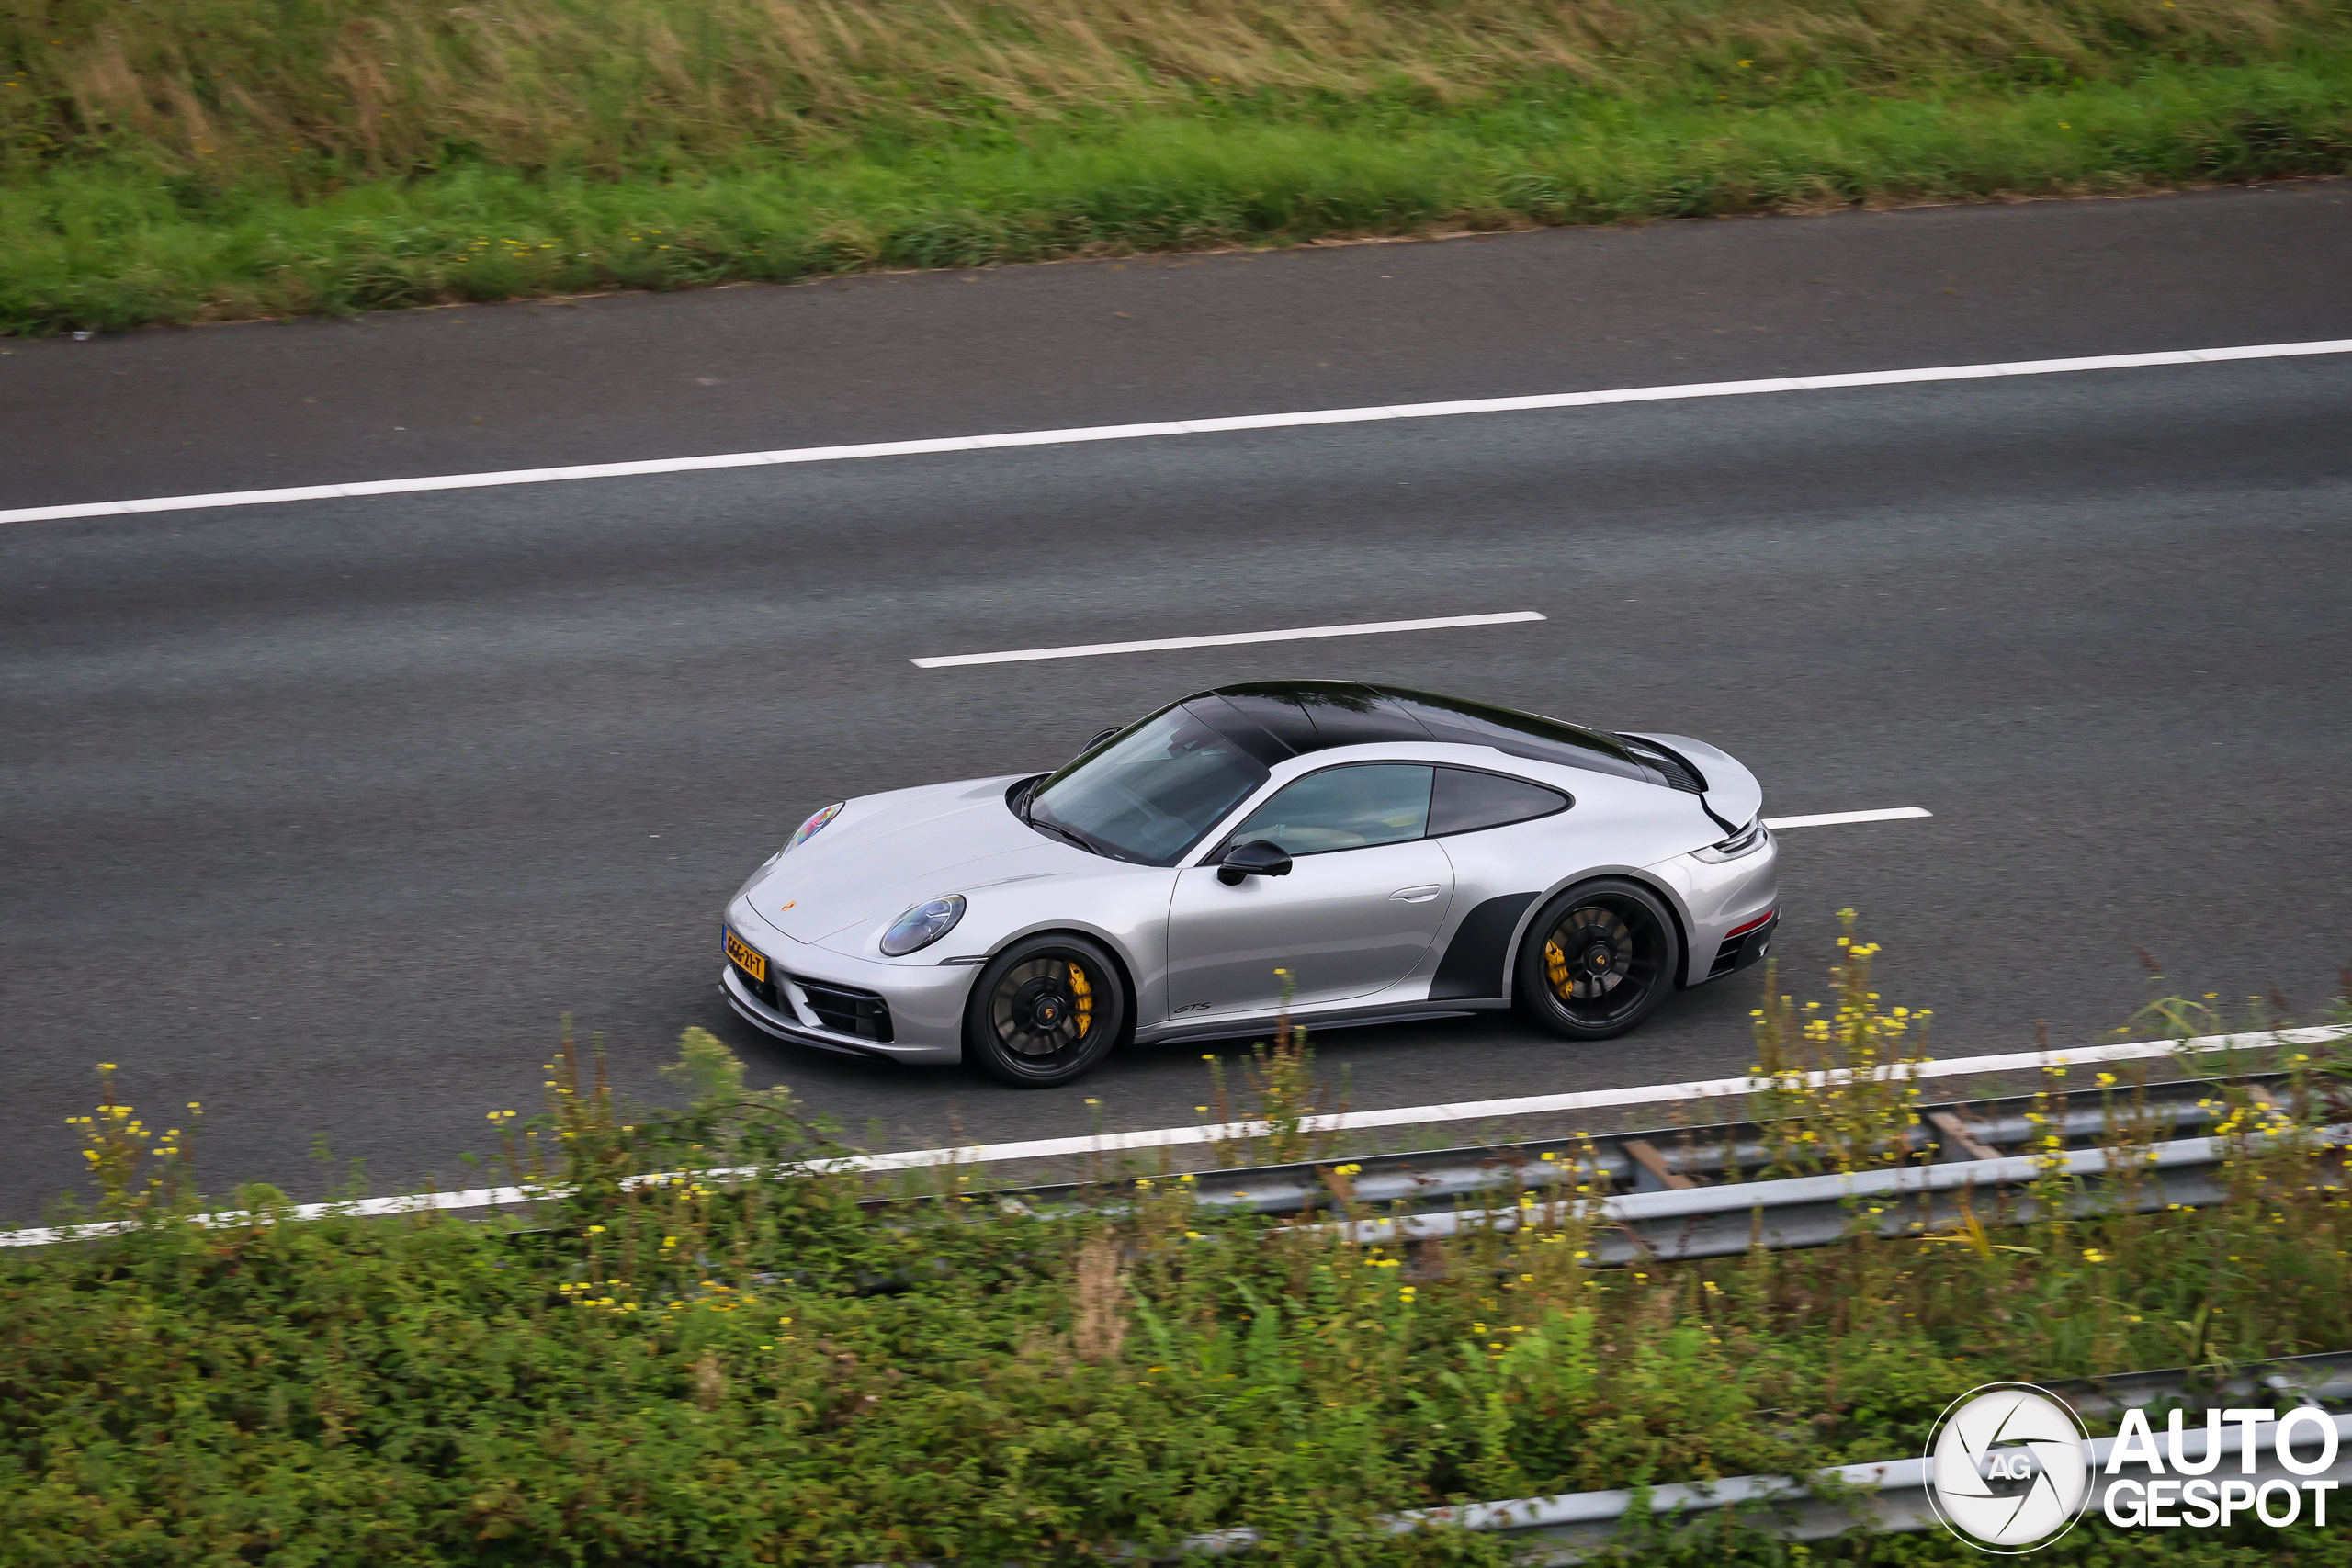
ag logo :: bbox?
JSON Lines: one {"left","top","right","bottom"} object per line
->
{"left": 1927, "top": 1382, "right": 2093, "bottom": 1552}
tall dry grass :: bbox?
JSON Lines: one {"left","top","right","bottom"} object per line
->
{"left": 6, "top": 0, "right": 2349, "bottom": 182}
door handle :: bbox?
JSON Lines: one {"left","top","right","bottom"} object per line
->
{"left": 1389, "top": 885, "right": 1442, "bottom": 903}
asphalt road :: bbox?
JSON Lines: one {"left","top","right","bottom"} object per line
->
{"left": 5, "top": 183, "right": 2350, "bottom": 1224}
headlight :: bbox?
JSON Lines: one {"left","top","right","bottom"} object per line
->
{"left": 1692, "top": 818, "right": 1767, "bottom": 863}
{"left": 786, "top": 802, "right": 843, "bottom": 853}
{"left": 880, "top": 895, "right": 966, "bottom": 956}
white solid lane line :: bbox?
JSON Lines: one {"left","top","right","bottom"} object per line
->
{"left": 7, "top": 1024, "right": 2338, "bottom": 1244}
{"left": 6, "top": 337, "right": 2350, "bottom": 525}
{"left": 910, "top": 610, "right": 1545, "bottom": 668}
{"left": 1762, "top": 807, "right": 1934, "bottom": 830}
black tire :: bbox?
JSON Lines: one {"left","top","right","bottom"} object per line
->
{"left": 1515, "top": 878, "right": 1681, "bottom": 1041}
{"left": 962, "top": 933, "right": 1130, "bottom": 1088}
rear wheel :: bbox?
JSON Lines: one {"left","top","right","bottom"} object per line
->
{"left": 1516, "top": 879, "right": 1680, "bottom": 1040}
{"left": 963, "top": 933, "right": 1129, "bottom": 1088}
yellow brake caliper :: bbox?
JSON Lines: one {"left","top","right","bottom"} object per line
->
{"left": 1544, "top": 938, "right": 1573, "bottom": 999}
{"left": 1069, "top": 962, "right": 1093, "bottom": 1038}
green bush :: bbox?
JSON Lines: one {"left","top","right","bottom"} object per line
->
{"left": 6, "top": 950, "right": 2352, "bottom": 1563}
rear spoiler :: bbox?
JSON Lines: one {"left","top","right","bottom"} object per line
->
{"left": 1617, "top": 732, "right": 1763, "bottom": 838}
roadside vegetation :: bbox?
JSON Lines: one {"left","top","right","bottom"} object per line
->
{"left": 4, "top": 0, "right": 2351, "bottom": 333}
{"left": 6, "top": 927, "right": 2352, "bottom": 1563}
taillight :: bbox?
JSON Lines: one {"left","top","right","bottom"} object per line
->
{"left": 1693, "top": 818, "right": 1767, "bottom": 863}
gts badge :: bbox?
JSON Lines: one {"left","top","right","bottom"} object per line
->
{"left": 1172, "top": 1002, "right": 1211, "bottom": 1014}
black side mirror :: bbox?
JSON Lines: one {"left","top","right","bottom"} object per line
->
{"left": 1216, "top": 840, "right": 1294, "bottom": 886}
{"left": 1081, "top": 726, "right": 1121, "bottom": 753}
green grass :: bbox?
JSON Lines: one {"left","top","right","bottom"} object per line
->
{"left": 6, "top": 938, "right": 2352, "bottom": 1564}
{"left": 3, "top": 0, "right": 2350, "bottom": 334}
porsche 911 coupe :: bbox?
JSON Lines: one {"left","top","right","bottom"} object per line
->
{"left": 722, "top": 682, "right": 1777, "bottom": 1086}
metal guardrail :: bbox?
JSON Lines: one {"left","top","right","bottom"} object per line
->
{"left": 2064, "top": 1348, "right": 2352, "bottom": 1417}
{"left": 1182, "top": 1360, "right": 2352, "bottom": 1561}
{"left": 1044, "top": 1074, "right": 2284, "bottom": 1212}
{"left": 981, "top": 1070, "right": 2343, "bottom": 1259}
{"left": 1324, "top": 1116, "right": 2352, "bottom": 1262}
{"left": 1390, "top": 1414, "right": 2352, "bottom": 1563}
{"left": 855, "top": 1356, "right": 2352, "bottom": 1564}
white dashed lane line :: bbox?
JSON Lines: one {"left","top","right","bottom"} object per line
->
{"left": 910, "top": 610, "right": 1545, "bottom": 667}
{"left": 1762, "top": 807, "right": 1934, "bottom": 830}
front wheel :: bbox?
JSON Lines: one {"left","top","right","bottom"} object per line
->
{"left": 1515, "top": 879, "right": 1680, "bottom": 1040}
{"left": 963, "top": 933, "right": 1130, "bottom": 1088}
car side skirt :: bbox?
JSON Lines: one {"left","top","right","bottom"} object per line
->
{"left": 1138, "top": 998, "right": 1501, "bottom": 1048}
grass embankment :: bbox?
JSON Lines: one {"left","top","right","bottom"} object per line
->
{"left": 6, "top": 935, "right": 2352, "bottom": 1564}
{"left": 3, "top": 0, "right": 2351, "bottom": 333}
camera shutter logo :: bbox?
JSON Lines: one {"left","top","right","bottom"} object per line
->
{"left": 1927, "top": 1382, "right": 2093, "bottom": 1552}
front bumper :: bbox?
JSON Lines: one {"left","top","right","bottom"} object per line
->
{"left": 719, "top": 912, "right": 968, "bottom": 1065}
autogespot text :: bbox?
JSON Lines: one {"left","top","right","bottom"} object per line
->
{"left": 2100, "top": 1406, "right": 2340, "bottom": 1529}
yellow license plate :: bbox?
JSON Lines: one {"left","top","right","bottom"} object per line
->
{"left": 724, "top": 929, "right": 767, "bottom": 983}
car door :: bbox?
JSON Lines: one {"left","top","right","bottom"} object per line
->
{"left": 1164, "top": 763, "right": 1454, "bottom": 1019}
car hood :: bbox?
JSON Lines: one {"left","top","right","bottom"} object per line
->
{"left": 1619, "top": 732, "right": 1764, "bottom": 833}
{"left": 746, "top": 775, "right": 1082, "bottom": 945}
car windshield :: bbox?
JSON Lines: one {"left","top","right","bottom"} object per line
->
{"left": 1026, "top": 704, "right": 1271, "bottom": 864}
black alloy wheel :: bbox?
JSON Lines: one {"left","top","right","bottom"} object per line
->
{"left": 963, "top": 932, "right": 1130, "bottom": 1087}
{"left": 1515, "top": 879, "right": 1680, "bottom": 1040}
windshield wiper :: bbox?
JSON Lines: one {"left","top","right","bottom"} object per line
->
{"left": 1025, "top": 814, "right": 1095, "bottom": 852}
{"left": 1029, "top": 811, "right": 1133, "bottom": 862}
{"left": 1017, "top": 777, "right": 1133, "bottom": 860}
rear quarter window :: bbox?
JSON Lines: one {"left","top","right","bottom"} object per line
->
{"left": 1428, "top": 767, "right": 1569, "bottom": 837}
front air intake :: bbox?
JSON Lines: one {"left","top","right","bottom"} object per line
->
{"left": 790, "top": 976, "right": 895, "bottom": 1043}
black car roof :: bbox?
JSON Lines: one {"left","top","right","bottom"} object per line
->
{"left": 1190, "top": 681, "right": 1418, "bottom": 757}
{"left": 1182, "top": 681, "right": 1653, "bottom": 781}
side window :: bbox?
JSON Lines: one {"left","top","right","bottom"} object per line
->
{"left": 1429, "top": 767, "right": 1568, "bottom": 837}
{"left": 1223, "top": 764, "right": 1433, "bottom": 855}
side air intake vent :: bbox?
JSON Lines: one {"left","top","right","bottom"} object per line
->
{"left": 1627, "top": 742, "right": 1706, "bottom": 794}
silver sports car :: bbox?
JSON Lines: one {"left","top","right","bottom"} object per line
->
{"left": 722, "top": 682, "right": 1778, "bottom": 1087}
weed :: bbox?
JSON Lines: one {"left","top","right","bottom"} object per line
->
{"left": 1748, "top": 909, "right": 1932, "bottom": 1177}
{"left": 6, "top": 935, "right": 2351, "bottom": 1561}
